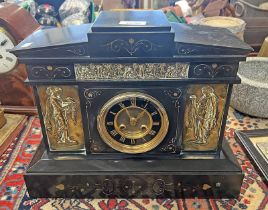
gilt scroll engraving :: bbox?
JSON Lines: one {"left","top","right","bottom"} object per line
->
{"left": 103, "top": 38, "right": 162, "bottom": 56}
{"left": 75, "top": 63, "right": 189, "bottom": 80}
{"left": 193, "top": 64, "right": 235, "bottom": 78}
{"left": 183, "top": 85, "right": 228, "bottom": 151}
{"left": 38, "top": 86, "right": 85, "bottom": 151}
{"left": 30, "top": 66, "right": 73, "bottom": 79}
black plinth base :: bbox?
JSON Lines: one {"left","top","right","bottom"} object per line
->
{"left": 24, "top": 140, "right": 243, "bottom": 198}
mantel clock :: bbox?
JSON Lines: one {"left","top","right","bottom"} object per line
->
{"left": 0, "top": 4, "right": 40, "bottom": 113}
{"left": 11, "top": 10, "right": 252, "bottom": 198}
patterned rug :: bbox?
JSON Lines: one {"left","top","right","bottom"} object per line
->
{"left": 0, "top": 108, "right": 268, "bottom": 210}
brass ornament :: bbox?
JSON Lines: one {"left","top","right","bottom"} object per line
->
{"left": 74, "top": 63, "right": 189, "bottom": 80}
{"left": 97, "top": 92, "right": 169, "bottom": 154}
{"left": 38, "top": 86, "right": 85, "bottom": 151}
{"left": 183, "top": 85, "right": 228, "bottom": 151}
{"left": 189, "top": 86, "right": 218, "bottom": 144}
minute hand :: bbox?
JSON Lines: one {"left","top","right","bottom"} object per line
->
{"left": 136, "top": 110, "right": 145, "bottom": 121}
{"left": 126, "top": 109, "right": 132, "bottom": 119}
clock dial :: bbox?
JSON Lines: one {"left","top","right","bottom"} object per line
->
{"left": 0, "top": 27, "right": 18, "bottom": 74}
{"left": 97, "top": 92, "right": 169, "bottom": 154}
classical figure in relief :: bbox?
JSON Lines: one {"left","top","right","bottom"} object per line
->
{"left": 189, "top": 86, "right": 218, "bottom": 144}
{"left": 44, "top": 86, "right": 78, "bottom": 145}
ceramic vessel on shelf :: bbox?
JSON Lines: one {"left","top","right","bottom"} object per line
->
{"left": 231, "top": 57, "right": 268, "bottom": 118}
{"left": 199, "top": 16, "right": 246, "bottom": 40}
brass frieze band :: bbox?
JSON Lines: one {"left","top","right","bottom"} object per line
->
{"left": 74, "top": 63, "right": 189, "bottom": 80}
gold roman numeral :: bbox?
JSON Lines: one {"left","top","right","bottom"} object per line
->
{"left": 109, "top": 111, "right": 116, "bottom": 115}
{"left": 151, "top": 111, "right": 157, "bottom": 116}
{"left": 110, "top": 130, "right": 118, "bottom": 137}
{"left": 130, "top": 98, "right": 136, "bottom": 106}
{"left": 143, "top": 102, "right": 149, "bottom": 109}
{"left": 131, "top": 139, "right": 136, "bottom": 145}
{"left": 119, "top": 102, "right": 126, "bottom": 109}
{"left": 142, "top": 137, "right": 147, "bottom": 142}
{"left": 106, "top": 121, "right": 114, "bottom": 126}
{"left": 149, "top": 130, "right": 156, "bottom": 136}
{"left": 119, "top": 136, "right": 126, "bottom": 142}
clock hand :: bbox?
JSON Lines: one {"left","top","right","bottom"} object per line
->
{"left": 126, "top": 108, "right": 139, "bottom": 126}
{"left": 136, "top": 110, "right": 145, "bottom": 121}
{"left": 125, "top": 109, "right": 132, "bottom": 119}
{"left": 1, "top": 39, "right": 7, "bottom": 46}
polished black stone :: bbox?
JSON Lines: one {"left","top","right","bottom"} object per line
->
{"left": 25, "top": 140, "right": 243, "bottom": 198}
{"left": 91, "top": 10, "right": 171, "bottom": 32}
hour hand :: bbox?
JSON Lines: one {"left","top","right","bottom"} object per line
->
{"left": 125, "top": 109, "right": 132, "bottom": 119}
{"left": 126, "top": 109, "right": 138, "bottom": 126}
{"left": 136, "top": 110, "right": 145, "bottom": 121}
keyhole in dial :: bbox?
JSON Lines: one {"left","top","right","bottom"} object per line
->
{"left": 119, "top": 124, "right": 126, "bottom": 130}
{"left": 141, "top": 125, "right": 148, "bottom": 131}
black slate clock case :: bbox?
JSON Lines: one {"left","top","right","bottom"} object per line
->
{"left": 11, "top": 11, "right": 252, "bottom": 198}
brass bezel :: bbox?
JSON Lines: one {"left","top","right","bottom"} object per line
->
{"left": 97, "top": 92, "right": 169, "bottom": 154}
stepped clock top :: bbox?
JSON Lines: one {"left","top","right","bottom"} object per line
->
{"left": 11, "top": 10, "right": 252, "bottom": 58}
{"left": 91, "top": 10, "right": 171, "bottom": 32}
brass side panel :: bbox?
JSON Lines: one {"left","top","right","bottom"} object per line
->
{"left": 38, "top": 86, "right": 85, "bottom": 151}
{"left": 183, "top": 84, "right": 228, "bottom": 151}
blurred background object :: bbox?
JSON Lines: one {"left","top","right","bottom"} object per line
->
{"left": 231, "top": 57, "right": 268, "bottom": 118}
{"left": 233, "top": 0, "right": 268, "bottom": 51}
{"left": 59, "top": 0, "right": 91, "bottom": 26}
{"left": 234, "top": 0, "right": 268, "bottom": 17}
{"left": 0, "top": 108, "right": 6, "bottom": 129}
{"left": 122, "top": 0, "right": 136, "bottom": 8}
{"left": 36, "top": 3, "right": 60, "bottom": 26}
{"left": 258, "top": 37, "right": 268, "bottom": 57}
{"left": 190, "top": 0, "right": 235, "bottom": 17}
{"left": 4, "top": 0, "right": 37, "bottom": 16}
{"left": 0, "top": 3, "right": 40, "bottom": 115}
{"left": 62, "top": 13, "right": 90, "bottom": 26}
{"left": 199, "top": 16, "right": 246, "bottom": 40}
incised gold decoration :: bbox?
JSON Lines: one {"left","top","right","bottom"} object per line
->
{"left": 31, "top": 66, "right": 72, "bottom": 79}
{"left": 193, "top": 63, "right": 235, "bottom": 78}
{"left": 83, "top": 89, "right": 103, "bottom": 153}
{"left": 38, "top": 86, "right": 85, "bottom": 151}
{"left": 74, "top": 63, "right": 189, "bottom": 80}
{"left": 183, "top": 84, "right": 228, "bottom": 151}
{"left": 103, "top": 38, "right": 162, "bottom": 55}
{"left": 97, "top": 92, "right": 169, "bottom": 154}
